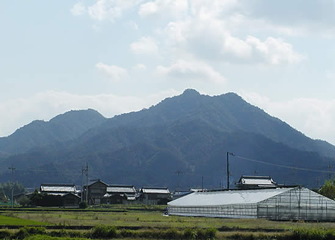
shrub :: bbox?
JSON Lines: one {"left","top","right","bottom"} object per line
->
{"left": 91, "top": 225, "right": 118, "bottom": 239}
{"left": 0, "top": 230, "right": 11, "bottom": 239}
{"left": 107, "top": 226, "right": 118, "bottom": 238}
{"left": 14, "top": 227, "right": 29, "bottom": 240}
{"left": 183, "top": 228, "right": 197, "bottom": 239}
{"left": 79, "top": 201, "right": 88, "bottom": 209}
{"left": 120, "top": 229, "right": 134, "bottom": 238}
{"left": 196, "top": 228, "right": 207, "bottom": 240}
{"left": 163, "top": 228, "right": 179, "bottom": 239}
{"left": 205, "top": 227, "right": 217, "bottom": 239}
{"left": 49, "top": 229, "right": 68, "bottom": 237}
{"left": 26, "top": 227, "right": 46, "bottom": 235}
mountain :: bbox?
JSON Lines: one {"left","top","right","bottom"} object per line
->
{"left": 80, "top": 89, "right": 335, "bottom": 158}
{"left": 0, "top": 109, "right": 106, "bottom": 155}
{"left": 0, "top": 90, "right": 334, "bottom": 189}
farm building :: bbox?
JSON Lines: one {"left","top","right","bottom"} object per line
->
{"left": 168, "top": 187, "right": 335, "bottom": 221}
{"left": 103, "top": 185, "right": 137, "bottom": 204}
{"left": 39, "top": 183, "right": 80, "bottom": 207}
{"left": 138, "top": 187, "right": 172, "bottom": 205}
{"left": 84, "top": 180, "right": 108, "bottom": 205}
{"left": 236, "top": 175, "right": 277, "bottom": 189}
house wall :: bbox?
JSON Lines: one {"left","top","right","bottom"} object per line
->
{"left": 88, "top": 182, "right": 107, "bottom": 205}
{"left": 62, "top": 195, "right": 80, "bottom": 207}
{"left": 139, "top": 193, "right": 171, "bottom": 205}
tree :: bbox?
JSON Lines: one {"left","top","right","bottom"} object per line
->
{"left": 0, "top": 181, "right": 25, "bottom": 204}
{"left": 319, "top": 179, "right": 335, "bottom": 200}
{"left": 17, "top": 196, "right": 30, "bottom": 207}
{"left": 0, "top": 181, "right": 25, "bottom": 198}
{"left": 28, "top": 189, "right": 44, "bottom": 206}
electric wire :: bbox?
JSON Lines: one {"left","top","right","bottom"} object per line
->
{"left": 234, "top": 155, "right": 335, "bottom": 174}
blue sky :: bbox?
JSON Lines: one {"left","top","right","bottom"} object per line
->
{"left": 1, "top": 0, "right": 335, "bottom": 145}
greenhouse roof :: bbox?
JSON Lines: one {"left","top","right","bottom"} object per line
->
{"left": 168, "top": 188, "right": 293, "bottom": 207}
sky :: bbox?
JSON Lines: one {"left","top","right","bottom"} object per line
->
{"left": 1, "top": 0, "right": 335, "bottom": 145}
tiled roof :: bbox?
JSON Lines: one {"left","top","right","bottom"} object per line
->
{"left": 141, "top": 188, "right": 170, "bottom": 194}
{"left": 107, "top": 185, "right": 136, "bottom": 193}
{"left": 40, "top": 184, "right": 76, "bottom": 193}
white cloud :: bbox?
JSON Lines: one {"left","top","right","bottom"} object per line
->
{"left": 133, "top": 63, "right": 147, "bottom": 70}
{"left": 223, "top": 35, "right": 252, "bottom": 59}
{"left": 241, "top": 0, "right": 335, "bottom": 38}
{"left": 190, "top": 0, "right": 240, "bottom": 19}
{"left": 0, "top": 90, "right": 179, "bottom": 137}
{"left": 246, "top": 36, "right": 305, "bottom": 65}
{"left": 139, "top": 0, "right": 188, "bottom": 19}
{"left": 86, "top": 0, "right": 143, "bottom": 21}
{"left": 71, "top": 2, "right": 86, "bottom": 16}
{"left": 127, "top": 21, "right": 139, "bottom": 30}
{"left": 88, "top": 0, "right": 121, "bottom": 21}
{"left": 157, "top": 59, "right": 226, "bottom": 83}
{"left": 130, "top": 37, "right": 158, "bottom": 55}
{"left": 163, "top": 15, "right": 304, "bottom": 65}
{"left": 241, "top": 92, "right": 335, "bottom": 145}
{"left": 96, "top": 62, "right": 128, "bottom": 82}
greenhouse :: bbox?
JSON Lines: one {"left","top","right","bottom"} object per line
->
{"left": 167, "top": 187, "right": 335, "bottom": 221}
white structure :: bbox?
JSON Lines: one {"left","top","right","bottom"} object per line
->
{"left": 236, "top": 175, "right": 277, "bottom": 189}
{"left": 103, "top": 185, "right": 137, "bottom": 203}
{"left": 40, "top": 183, "right": 77, "bottom": 194}
{"left": 168, "top": 187, "right": 335, "bottom": 221}
{"left": 139, "top": 187, "right": 172, "bottom": 205}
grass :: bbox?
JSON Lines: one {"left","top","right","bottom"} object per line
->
{"left": 0, "top": 214, "right": 48, "bottom": 226}
{"left": 8, "top": 210, "right": 332, "bottom": 230}
{"left": 2, "top": 206, "right": 335, "bottom": 239}
{"left": 25, "top": 236, "right": 88, "bottom": 240}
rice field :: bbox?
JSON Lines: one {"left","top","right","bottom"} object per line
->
{"left": 1, "top": 206, "right": 335, "bottom": 239}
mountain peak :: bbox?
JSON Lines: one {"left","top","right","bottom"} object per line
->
{"left": 50, "top": 109, "right": 104, "bottom": 124}
{"left": 0, "top": 109, "right": 106, "bottom": 155}
{"left": 181, "top": 89, "right": 200, "bottom": 97}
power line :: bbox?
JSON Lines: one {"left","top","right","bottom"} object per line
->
{"left": 234, "top": 155, "right": 335, "bottom": 174}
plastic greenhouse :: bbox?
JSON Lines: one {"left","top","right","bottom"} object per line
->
{"left": 167, "top": 187, "right": 335, "bottom": 221}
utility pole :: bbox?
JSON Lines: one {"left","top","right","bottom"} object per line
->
{"left": 201, "top": 176, "right": 204, "bottom": 191}
{"left": 81, "top": 167, "right": 85, "bottom": 202}
{"left": 8, "top": 165, "right": 15, "bottom": 208}
{"left": 85, "top": 163, "right": 89, "bottom": 204}
{"left": 316, "top": 177, "right": 320, "bottom": 189}
{"left": 81, "top": 163, "right": 89, "bottom": 204}
{"left": 328, "top": 161, "right": 332, "bottom": 180}
{"left": 226, "top": 152, "right": 234, "bottom": 190}
{"left": 175, "top": 171, "right": 183, "bottom": 193}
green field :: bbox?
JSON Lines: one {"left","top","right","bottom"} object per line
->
{"left": 1, "top": 206, "right": 335, "bottom": 239}
{"left": 0, "top": 214, "right": 48, "bottom": 226}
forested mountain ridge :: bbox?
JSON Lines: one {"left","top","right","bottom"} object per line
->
{"left": 0, "top": 109, "right": 106, "bottom": 155}
{"left": 0, "top": 90, "right": 334, "bottom": 189}
{"left": 79, "top": 89, "right": 335, "bottom": 158}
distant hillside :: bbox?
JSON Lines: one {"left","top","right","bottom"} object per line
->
{"left": 81, "top": 89, "right": 335, "bottom": 158}
{"left": 0, "top": 109, "right": 106, "bottom": 155}
{"left": 0, "top": 90, "right": 334, "bottom": 189}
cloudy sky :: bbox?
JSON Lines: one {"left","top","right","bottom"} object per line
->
{"left": 1, "top": 0, "right": 335, "bottom": 145}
